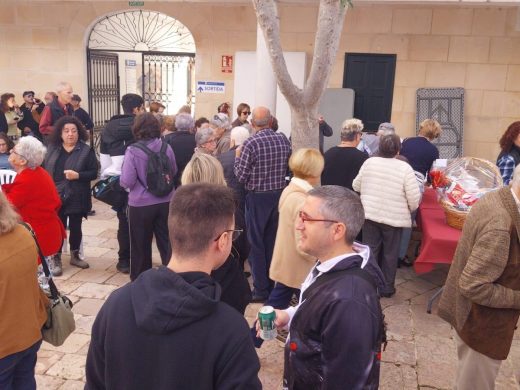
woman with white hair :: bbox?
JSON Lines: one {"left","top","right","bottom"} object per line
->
{"left": 211, "top": 113, "right": 232, "bottom": 156}
{"left": 194, "top": 126, "right": 217, "bottom": 155}
{"left": 163, "top": 113, "right": 196, "bottom": 188}
{"left": 2, "top": 136, "right": 66, "bottom": 275}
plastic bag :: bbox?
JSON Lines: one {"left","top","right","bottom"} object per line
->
{"left": 430, "top": 157, "right": 503, "bottom": 211}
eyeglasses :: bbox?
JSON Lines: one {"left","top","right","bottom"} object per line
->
{"left": 241, "top": 111, "right": 251, "bottom": 115}
{"left": 10, "top": 149, "right": 28, "bottom": 160}
{"left": 298, "top": 211, "right": 339, "bottom": 224}
{"left": 0, "top": 142, "right": 7, "bottom": 147}
{"left": 214, "top": 229, "right": 243, "bottom": 242}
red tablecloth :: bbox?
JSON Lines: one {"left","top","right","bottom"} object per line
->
{"left": 414, "top": 188, "right": 462, "bottom": 274}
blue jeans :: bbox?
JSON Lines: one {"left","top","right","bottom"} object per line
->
{"left": 0, "top": 340, "right": 42, "bottom": 390}
{"left": 245, "top": 190, "right": 282, "bottom": 298}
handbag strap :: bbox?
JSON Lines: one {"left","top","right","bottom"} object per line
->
{"left": 20, "top": 222, "right": 60, "bottom": 300}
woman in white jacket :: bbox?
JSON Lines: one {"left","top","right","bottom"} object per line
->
{"left": 353, "top": 133, "right": 420, "bottom": 297}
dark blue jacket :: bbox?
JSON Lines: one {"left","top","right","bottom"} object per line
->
{"left": 284, "top": 254, "right": 385, "bottom": 390}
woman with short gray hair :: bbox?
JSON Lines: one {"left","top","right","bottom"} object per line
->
{"left": 211, "top": 113, "right": 232, "bottom": 156}
{"left": 194, "top": 126, "right": 217, "bottom": 155}
{"left": 1, "top": 136, "right": 66, "bottom": 277}
{"left": 175, "top": 113, "right": 195, "bottom": 133}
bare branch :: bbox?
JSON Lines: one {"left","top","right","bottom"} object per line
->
{"left": 252, "top": 0, "right": 302, "bottom": 106}
{"left": 303, "top": 0, "right": 347, "bottom": 107}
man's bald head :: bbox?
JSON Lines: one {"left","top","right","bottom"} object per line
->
{"left": 251, "top": 107, "right": 272, "bottom": 130}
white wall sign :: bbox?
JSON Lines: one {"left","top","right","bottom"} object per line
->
{"left": 197, "top": 81, "right": 225, "bottom": 94}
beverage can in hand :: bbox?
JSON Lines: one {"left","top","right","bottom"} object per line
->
{"left": 258, "top": 306, "right": 277, "bottom": 340}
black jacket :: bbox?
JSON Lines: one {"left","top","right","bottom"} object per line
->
{"left": 18, "top": 102, "right": 45, "bottom": 139}
{"left": 216, "top": 148, "right": 250, "bottom": 267}
{"left": 44, "top": 142, "right": 98, "bottom": 215}
{"left": 163, "top": 131, "right": 196, "bottom": 188}
{"left": 0, "top": 111, "right": 7, "bottom": 133}
{"left": 100, "top": 114, "right": 135, "bottom": 156}
{"left": 284, "top": 255, "right": 385, "bottom": 390}
{"left": 85, "top": 266, "right": 261, "bottom": 390}
{"left": 73, "top": 107, "right": 94, "bottom": 131}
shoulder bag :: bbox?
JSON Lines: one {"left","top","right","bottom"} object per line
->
{"left": 21, "top": 222, "right": 76, "bottom": 346}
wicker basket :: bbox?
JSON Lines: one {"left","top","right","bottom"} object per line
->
{"left": 438, "top": 157, "right": 503, "bottom": 230}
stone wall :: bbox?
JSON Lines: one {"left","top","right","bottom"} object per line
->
{"left": 0, "top": 1, "right": 519, "bottom": 161}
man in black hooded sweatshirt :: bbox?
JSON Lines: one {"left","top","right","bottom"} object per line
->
{"left": 85, "top": 183, "right": 261, "bottom": 390}
{"left": 99, "top": 93, "right": 144, "bottom": 274}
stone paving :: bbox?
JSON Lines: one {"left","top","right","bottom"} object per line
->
{"left": 35, "top": 199, "right": 520, "bottom": 389}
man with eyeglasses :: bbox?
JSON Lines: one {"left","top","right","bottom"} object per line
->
{"left": 266, "top": 185, "right": 385, "bottom": 389}
{"left": 234, "top": 106, "right": 291, "bottom": 303}
{"left": 86, "top": 183, "right": 261, "bottom": 390}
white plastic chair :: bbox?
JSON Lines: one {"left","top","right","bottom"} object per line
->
{"left": 0, "top": 169, "right": 17, "bottom": 187}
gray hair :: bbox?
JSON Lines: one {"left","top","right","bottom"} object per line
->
{"left": 15, "top": 136, "right": 47, "bottom": 168}
{"left": 340, "top": 127, "right": 361, "bottom": 142}
{"left": 195, "top": 126, "right": 214, "bottom": 147}
{"left": 342, "top": 118, "right": 364, "bottom": 132}
{"left": 55, "top": 81, "right": 72, "bottom": 93}
{"left": 512, "top": 165, "right": 520, "bottom": 190}
{"left": 210, "top": 113, "right": 231, "bottom": 131}
{"left": 377, "top": 122, "right": 396, "bottom": 136}
{"left": 230, "top": 126, "right": 250, "bottom": 146}
{"left": 308, "top": 185, "right": 365, "bottom": 245}
{"left": 176, "top": 113, "right": 195, "bottom": 132}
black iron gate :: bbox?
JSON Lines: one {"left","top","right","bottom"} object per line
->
{"left": 87, "top": 51, "right": 120, "bottom": 152}
{"left": 142, "top": 53, "right": 195, "bottom": 113}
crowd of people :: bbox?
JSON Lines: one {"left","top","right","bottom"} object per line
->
{"left": 1, "top": 81, "right": 519, "bottom": 389}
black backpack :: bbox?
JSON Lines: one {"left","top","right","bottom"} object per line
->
{"left": 132, "top": 141, "right": 175, "bottom": 197}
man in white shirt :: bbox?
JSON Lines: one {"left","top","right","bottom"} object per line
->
{"left": 270, "top": 185, "right": 385, "bottom": 389}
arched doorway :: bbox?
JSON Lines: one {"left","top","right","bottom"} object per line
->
{"left": 86, "top": 10, "right": 196, "bottom": 145}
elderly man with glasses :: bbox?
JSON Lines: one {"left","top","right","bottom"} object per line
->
{"left": 266, "top": 185, "right": 385, "bottom": 389}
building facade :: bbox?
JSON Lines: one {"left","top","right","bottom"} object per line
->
{"left": 1, "top": 1, "right": 519, "bottom": 161}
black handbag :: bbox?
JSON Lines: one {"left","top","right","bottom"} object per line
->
{"left": 21, "top": 222, "right": 76, "bottom": 347}
{"left": 56, "top": 180, "right": 72, "bottom": 206}
{"left": 91, "top": 176, "right": 127, "bottom": 209}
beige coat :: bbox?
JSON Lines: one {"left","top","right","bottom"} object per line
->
{"left": 438, "top": 187, "right": 520, "bottom": 360}
{"left": 269, "top": 178, "right": 317, "bottom": 289}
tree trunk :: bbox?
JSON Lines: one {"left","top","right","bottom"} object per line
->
{"left": 253, "top": 0, "right": 348, "bottom": 151}
{"left": 290, "top": 104, "right": 319, "bottom": 151}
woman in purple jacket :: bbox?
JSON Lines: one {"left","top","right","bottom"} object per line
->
{"left": 120, "top": 113, "right": 177, "bottom": 280}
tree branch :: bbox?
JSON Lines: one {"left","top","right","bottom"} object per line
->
{"left": 252, "top": 0, "right": 302, "bottom": 106}
{"left": 303, "top": 0, "right": 348, "bottom": 107}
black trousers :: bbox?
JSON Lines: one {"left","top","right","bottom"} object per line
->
{"left": 128, "top": 202, "right": 171, "bottom": 281}
{"left": 59, "top": 211, "right": 83, "bottom": 252}
{"left": 117, "top": 208, "right": 130, "bottom": 264}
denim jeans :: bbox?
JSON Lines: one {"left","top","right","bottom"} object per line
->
{"left": 0, "top": 340, "right": 42, "bottom": 390}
